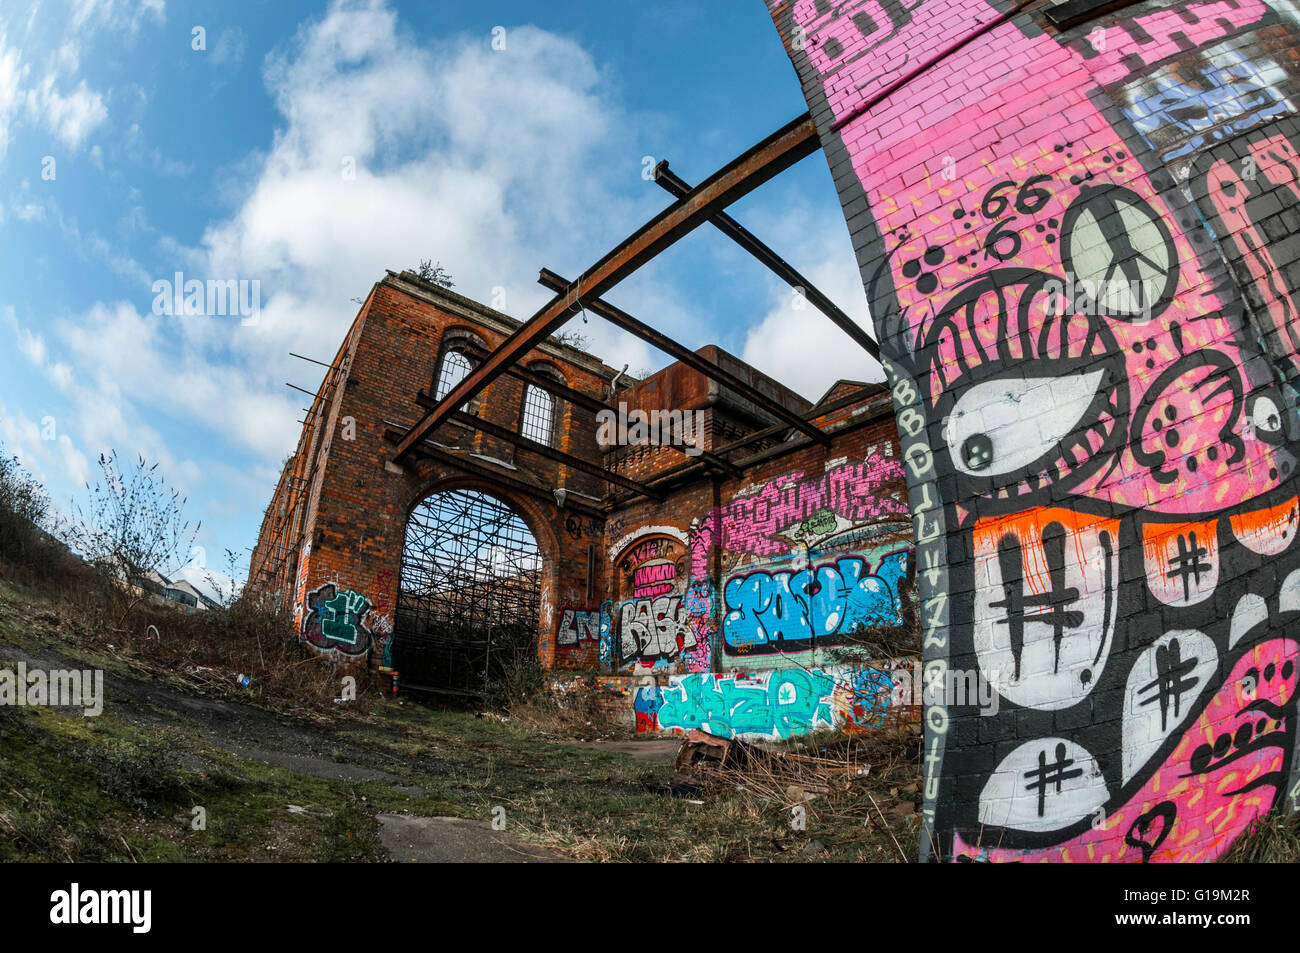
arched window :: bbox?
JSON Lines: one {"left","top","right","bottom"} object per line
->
{"left": 520, "top": 384, "right": 555, "bottom": 446}
{"left": 434, "top": 350, "right": 473, "bottom": 401}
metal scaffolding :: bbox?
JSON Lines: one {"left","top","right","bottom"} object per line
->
{"left": 393, "top": 489, "right": 542, "bottom": 696}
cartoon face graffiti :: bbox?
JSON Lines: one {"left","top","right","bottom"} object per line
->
{"left": 908, "top": 140, "right": 1300, "bottom": 860}
{"left": 769, "top": 0, "right": 1300, "bottom": 860}
{"left": 954, "top": 638, "right": 1298, "bottom": 862}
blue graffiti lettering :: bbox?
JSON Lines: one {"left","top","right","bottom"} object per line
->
{"left": 722, "top": 551, "right": 907, "bottom": 656}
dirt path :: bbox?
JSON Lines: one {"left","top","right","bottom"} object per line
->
{"left": 377, "top": 814, "right": 566, "bottom": 862}
{"left": 0, "top": 636, "right": 615, "bottom": 861}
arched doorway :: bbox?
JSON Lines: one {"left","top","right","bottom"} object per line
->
{"left": 393, "top": 488, "right": 543, "bottom": 695}
{"left": 610, "top": 532, "right": 696, "bottom": 671}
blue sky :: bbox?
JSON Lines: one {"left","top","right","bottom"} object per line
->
{"left": 0, "top": 0, "right": 879, "bottom": 593}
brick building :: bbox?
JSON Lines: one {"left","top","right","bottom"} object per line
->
{"left": 247, "top": 0, "right": 1300, "bottom": 865}
{"left": 249, "top": 270, "right": 913, "bottom": 737}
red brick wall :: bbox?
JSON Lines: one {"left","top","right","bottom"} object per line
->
{"left": 249, "top": 272, "right": 915, "bottom": 742}
{"left": 250, "top": 273, "right": 614, "bottom": 670}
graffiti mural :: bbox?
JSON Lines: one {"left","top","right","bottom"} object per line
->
{"left": 557, "top": 605, "right": 605, "bottom": 647}
{"left": 687, "top": 453, "right": 913, "bottom": 670}
{"left": 301, "top": 582, "right": 375, "bottom": 658}
{"left": 618, "top": 595, "right": 696, "bottom": 666}
{"left": 698, "top": 458, "right": 908, "bottom": 560}
{"left": 654, "top": 665, "right": 895, "bottom": 740}
{"left": 1191, "top": 115, "right": 1300, "bottom": 382}
{"left": 769, "top": 0, "right": 1300, "bottom": 861}
{"left": 1114, "top": 37, "right": 1298, "bottom": 166}
{"left": 838, "top": 667, "right": 895, "bottom": 731}
{"left": 633, "top": 684, "right": 664, "bottom": 733}
{"left": 608, "top": 532, "right": 708, "bottom": 672}
{"left": 722, "top": 551, "right": 908, "bottom": 657}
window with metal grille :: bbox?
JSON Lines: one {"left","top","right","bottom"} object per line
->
{"left": 434, "top": 350, "right": 473, "bottom": 401}
{"left": 520, "top": 384, "right": 555, "bottom": 446}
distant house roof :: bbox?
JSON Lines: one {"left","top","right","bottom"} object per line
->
{"left": 146, "top": 569, "right": 221, "bottom": 610}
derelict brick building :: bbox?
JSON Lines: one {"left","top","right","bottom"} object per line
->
{"left": 249, "top": 270, "right": 913, "bottom": 737}
{"left": 253, "top": 0, "right": 1300, "bottom": 863}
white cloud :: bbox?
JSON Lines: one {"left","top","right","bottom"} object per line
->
{"left": 70, "top": 0, "right": 164, "bottom": 36}
{"left": 26, "top": 71, "right": 107, "bottom": 149}
{"left": 739, "top": 228, "right": 882, "bottom": 402}
{"left": 15, "top": 322, "right": 46, "bottom": 363}
{"left": 0, "top": 401, "right": 90, "bottom": 493}
{"left": 6, "top": 302, "right": 202, "bottom": 493}
{"left": 181, "top": 0, "right": 661, "bottom": 445}
{"left": 210, "top": 26, "right": 245, "bottom": 68}
{"left": 0, "top": 35, "right": 25, "bottom": 160}
{"left": 7, "top": 0, "right": 687, "bottom": 558}
{"left": 13, "top": 198, "right": 44, "bottom": 221}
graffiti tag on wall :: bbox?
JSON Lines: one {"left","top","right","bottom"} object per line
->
{"left": 722, "top": 551, "right": 908, "bottom": 656}
{"left": 607, "top": 532, "right": 711, "bottom": 672}
{"left": 649, "top": 666, "right": 895, "bottom": 740}
{"left": 301, "top": 582, "right": 375, "bottom": 658}
{"left": 686, "top": 456, "right": 913, "bottom": 671}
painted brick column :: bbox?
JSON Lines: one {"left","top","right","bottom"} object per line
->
{"left": 767, "top": 0, "right": 1300, "bottom": 861}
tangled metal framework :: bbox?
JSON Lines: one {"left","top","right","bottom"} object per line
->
{"left": 393, "top": 489, "right": 541, "bottom": 695}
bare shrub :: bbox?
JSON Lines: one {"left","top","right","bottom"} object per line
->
{"left": 0, "top": 446, "right": 87, "bottom": 589}
{"left": 62, "top": 451, "right": 199, "bottom": 625}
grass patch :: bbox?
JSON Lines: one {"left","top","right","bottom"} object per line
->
{"left": 1223, "top": 809, "right": 1300, "bottom": 863}
{"left": 0, "top": 572, "right": 919, "bottom": 862}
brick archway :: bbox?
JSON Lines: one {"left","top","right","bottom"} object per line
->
{"left": 391, "top": 477, "right": 559, "bottom": 696}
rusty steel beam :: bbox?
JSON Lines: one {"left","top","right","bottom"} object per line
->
{"left": 390, "top": 113, "right": 821, "bottom": 462}
{"left": 653, "top": 161, "right": 880, "bottom": 362}
{"left": 612, "top": 385, "right": 886, "bottom": 493}
{"left": 602, "top": 388, "right": 895, "bottom": 509}
{"left": 448, "top": 411, "right": 663, "bottom": 500}
{"left": 382, "top": 426, "right": 606, "bottom": 519}
{"left": 538, "top": 269, "right": 829, "bottom": 446}
{"left": 459, "top": 350, "right": 614, "bottom": 416}
{"left": 413, "top": 393, "right": 664, "bottom": 499}
{"left": 715, "top": 384, "right": 887, "bottom": 456}
{"left": 1045, "top": 0, "right": 1141, "bottom": 30}
{"left": 420, "top": 371, "right": 742, "bottom": 477}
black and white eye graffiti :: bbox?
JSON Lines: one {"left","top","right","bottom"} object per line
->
{"left": 1248, "top": 390, "right": 1287, "bottom": 445}
{"left": 1059, "top": 185, "right": 1180, "bottom": 322}
{"left": 944, "top": 369, "right": 1109, "bottom": 478}
{"left": 926, "top": 269, "right": 1129, "bottom": 502}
